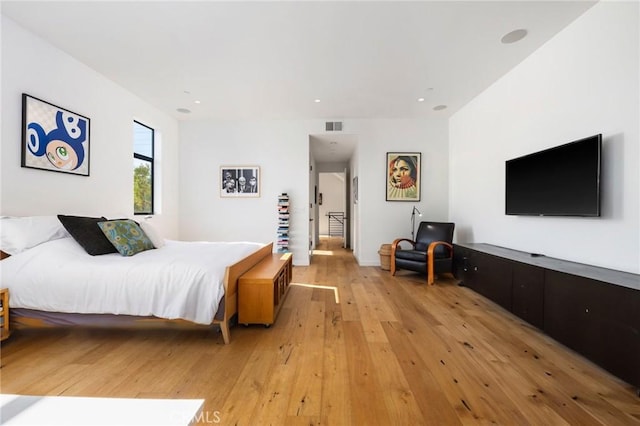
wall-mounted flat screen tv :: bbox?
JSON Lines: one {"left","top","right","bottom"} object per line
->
{"left": 505, "top": 134, "right": 602, "bottom": 216}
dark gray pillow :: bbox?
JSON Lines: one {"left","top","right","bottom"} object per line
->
{"left": 57, "top": 215, "right": 118, "bottom": 255}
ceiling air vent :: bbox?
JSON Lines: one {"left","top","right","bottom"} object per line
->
{"left": 325, "top": 121, "right": 343, "bottom": 131}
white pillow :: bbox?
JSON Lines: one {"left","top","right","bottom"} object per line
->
{"left": 140, "top": 221, "right": 165, "bottom": 248}
{"left": 0, "top": 216, "right": 71, "bottom": 255}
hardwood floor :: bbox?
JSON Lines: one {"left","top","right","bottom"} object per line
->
{"left": 1, "top": 237, "right": 638, "bottom": 425}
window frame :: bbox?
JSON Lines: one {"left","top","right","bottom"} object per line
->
{"left": 133, "top": 120, "right": 155, "bottom": 216}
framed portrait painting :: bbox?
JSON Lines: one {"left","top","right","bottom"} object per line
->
{"left": 21, "top": 94, "right": 90, "bottom": 176}
{"left": 386, "top": 152, "right": 421, "bottom": 201}
{"left": 221, "top": 166, "right": 260, "bottom": 197}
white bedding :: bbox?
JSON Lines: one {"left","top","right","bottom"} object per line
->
{"left": 0, "top": 237, "right": 265, "bottom": 324}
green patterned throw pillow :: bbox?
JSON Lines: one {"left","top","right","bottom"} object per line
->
{"left": 97, "top": 219, "right": 155, "bottom": 256}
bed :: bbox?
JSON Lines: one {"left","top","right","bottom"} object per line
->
{"left": 0, "top": 215, "right": 272, "bottom": 344}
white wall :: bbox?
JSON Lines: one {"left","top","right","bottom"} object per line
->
{"left": 449, "top": 1, "right": 639, "bottom": 274}
{"left": 2, "top": 15, "right": 452, "bottom": 266}
{"left": 178, "top": 119, "right": 317, "bottom": 264}
{"left": 350, "top": 118, "right": 450, "bottom": 265}
{"left": 178, "top": 117, "right": 450, "bottom": 266}
{"left": 0, "top": 16, "right": 181, "bottom": 237}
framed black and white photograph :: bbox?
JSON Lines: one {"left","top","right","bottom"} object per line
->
{"left": 21, "top": 94, "right": 90, "bottom": 176}
{"left": 221, "top": 166, "right": 260, "bottom": 197}
{"left": 386, "top": 152, "right": 421, "bottom": 201}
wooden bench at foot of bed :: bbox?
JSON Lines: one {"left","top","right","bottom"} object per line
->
{"left": 218, "top": 243, "right": 275, "bottom": 342}
{"left": 238, "top": 252, "right": 293, "bottom": 327}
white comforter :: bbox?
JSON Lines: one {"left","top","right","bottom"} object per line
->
{"left": 0, "top": 237, "right": 265, "bottom": 324}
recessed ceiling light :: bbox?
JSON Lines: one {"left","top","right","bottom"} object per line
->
{"left": 176, "top": 108, "right": 191, "bottom": 114}
{"left": 194, "top": 100, "right": 201, "bottom": 104}
{"left": 501, "top": 29, "right": 527, "bottom": 44}
{"left": 417, "top": 98, "right": 425, "bottom": 102}
{"left": 433, "top": 105, "right": 447, "bottom": 111}
{"left": 314, "top": 99, "right": 321, "bottom": 103}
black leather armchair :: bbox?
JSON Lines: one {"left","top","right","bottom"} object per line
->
{"left": 390, "top": 221, "right": 455, "bottom": 285}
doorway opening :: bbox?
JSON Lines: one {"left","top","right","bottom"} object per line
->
{"left": 308, "top": 133, "right": 357, "bottom": 262}
{"left": 318, "top": 172, "right": 346, "bottom": 247}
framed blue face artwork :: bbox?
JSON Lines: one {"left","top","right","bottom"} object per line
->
{"left": 21, "top": 94, "right": 91, "bottom": 176}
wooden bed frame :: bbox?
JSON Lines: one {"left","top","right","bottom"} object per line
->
{"left": 0, "top": 242, "right": 273, "bottom": 344}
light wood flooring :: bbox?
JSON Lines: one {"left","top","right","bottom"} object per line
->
{"left": 1, "top": 237, "right": 639, "bottom": 425}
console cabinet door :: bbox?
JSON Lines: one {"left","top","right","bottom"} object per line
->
{"left": 473, "top": 253, "right": 513, "bottom": 311}
{"left": 452, "top": 245, "right": 467, "bottom": 283}
{"left": 544, "top": 270, "right": 640, "bottom": 388}
{"left": 461, "top": 249, "right": 481, "bottom": 291}
{"left": 511, "top": 263, "right": 544, "bottom": 329}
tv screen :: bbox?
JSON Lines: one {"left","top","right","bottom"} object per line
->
{"left": 505, "top": 134, "right": 602, "bottom": 216}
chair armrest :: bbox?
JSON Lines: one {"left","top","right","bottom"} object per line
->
{"left": 427, "top": 241, "right": 453, "bottom": 258}
{"left": 426, "top": 241, "right": 453, "bottom": 285}
{"left": 391, "top": 238, "right": 415, "bottom": 258}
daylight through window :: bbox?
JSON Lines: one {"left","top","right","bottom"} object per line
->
{"left": 133, "top": 121, "right": 154, "bottom": 215}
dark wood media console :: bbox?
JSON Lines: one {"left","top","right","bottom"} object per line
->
{"left": 453, "top": 243, "right": 639, "bottom": 391}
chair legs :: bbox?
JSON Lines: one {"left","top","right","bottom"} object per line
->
{"left": 427, "top": 254, "right": 435, "bottom": 285}
{"left": 390, "top": 241, "right": 400, "bottom": 276}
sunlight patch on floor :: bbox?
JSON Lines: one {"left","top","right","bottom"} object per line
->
{"left": 290, "top": 282, "right": 340, "bottom": 304}
{"left": 312, "top": 249, "right": 334, "bottom": 256}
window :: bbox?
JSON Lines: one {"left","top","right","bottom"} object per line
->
{"left": 133, "top": 121, "right": 154, "bottom": 215}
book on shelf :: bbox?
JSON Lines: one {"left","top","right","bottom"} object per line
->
{"left": 277, "top": 193, "right": 290, "bottom": 253}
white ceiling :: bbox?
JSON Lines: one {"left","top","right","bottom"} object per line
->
{"left": 1, "top": 1, "right": 596, "bottom": 162}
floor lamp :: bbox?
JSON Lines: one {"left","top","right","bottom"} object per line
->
{"left": 411, "top": 206, "right": 422, "bottom": 240}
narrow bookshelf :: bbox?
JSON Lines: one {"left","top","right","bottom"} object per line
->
{"left": 277, "top": 193, "right": 290, "bottom": 253}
